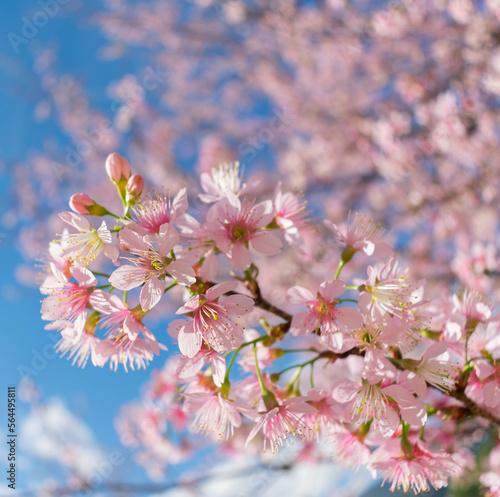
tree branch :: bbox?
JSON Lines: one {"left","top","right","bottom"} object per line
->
{"left": 208, "top": 280, "right": 292, "bottom": 322}
{"left": 447, "top": 388, "right": 500, "bottom": 427}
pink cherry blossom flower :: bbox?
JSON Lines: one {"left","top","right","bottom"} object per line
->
{"left": 183, "top": 391, "right": 255, "bottom": 440}
{"left": 452, "top": 290, "right": 498, "bottom": 329}
{"left": 175, "top": 213, "right": 219, "bottom": 279}
{"left": 245, "top": 397, "right": 317, "bottom": 453}
{"left": 273, "top": 183, "right": 309, "bottom": 247}
{"left": 48, "top": 315, "right": 107, "bottom": 368}
{"left": 41, "top": 265, "right": 98, "bottom": 322}
{"left": 169, "top": 281, "right": 254, "bottom": 356}
{"left": 199, "top": 162, "right": 254, "bottom": 203}
{"left": 41, "top": 233, "right": 73, "bottom": 285}
{"left": 400, "top": 342, "right": 460, "bottom": 398}
{"left": 131, "top": 188, "right": 188, "bottom": 234}
{"left": 369, "top": 439, "right": 461, "bottom": 493}
{"left": 301, "top": 388, "right": 343, "bottom": 441}
{"left": 467, "top": 360, "right": 500, "bottom": 410}
{"left": 469, "top": 322, "right": 500, "bottom": 360}
{"left": 91, "top": 290, "right": 156, "bottom": 343}
{"left": 329, "top": 428, "right": 371, "bottom": 470}
{"left": 325, "top": 212, "right": 393, "bottom": 260}
{"left": 205, "top": 196, "right": 282, "bottom": 270}
{"left": 332, "top": 378, "right": 399, "bottom": 437}
{"left": 352, "top": 313, "right": 418, "bottom": 355}
{"left": 92, "top": 290, "right": 163, "bottom": 369}
{"left": 332, "top": 351, "right": 426, "bottom": 436}
{"left": 287, "top": 279, "right": 363, "bottom": 349}
{"left": 109, "top": 224, "right": 196, "bottom": 311}
{"left": 359, "top": 257, "right": 424, "bottom": 319}
{"left": 172, "top": 341, "right": 227, "bottom": 387}
{"left": 57, "top": 212, "right": 119, "bottom": 266}
{"left": 96, "top": 333, "right": 159, "bottom": 372}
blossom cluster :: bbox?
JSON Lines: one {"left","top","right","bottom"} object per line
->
{"left": 40, "top": 154, "right": 500, "bottom": 494}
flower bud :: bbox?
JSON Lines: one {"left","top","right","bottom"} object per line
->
{"left": 69, "top": 193, "right": 110, "bottom": 217}
{"left": 69, "top": 193, "right": 94, "bottom": 215}
{"left": 105, "top": 153, "right": 131, "bottom": 183}
{"left": 125, "top": 174, "right": 144, "bottom": 205}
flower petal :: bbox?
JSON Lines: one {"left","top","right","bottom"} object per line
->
{"left": 159, "top": 224, "right": 180, "bottom": 256}
{"left": 109, "top": 265, "right": 147, "bottom": 291}
{"left": 250, "top": 231, "right": 282, "bottom": 256}
{"left": 178, "top": 324, "right": 202, "bottom": 358}
{"left": 287, "top": 286, "right": 314, "bottom": 305}
{"left": 140, "top": 276, "right": 164, "bottom": 311}
{"left": 230, "top": 243, "right": 252, "bottom": 270}
{"left": 319, "top": 280, "right": 345, "bottom": 300}
{"left": 168, "top": 259, "right": 196, "bottom": 285}
{"left": 70, "top": 266, "right": 97, "bottom": 287}
{"left": 206, "top": 281, "right": 238, "bottom": 302}
{"left": 59, "top": 211, "right": 90, "bottom": 232}
{"left": 336, "top": 306, "right": 363, "bottom": 330}
{"left": 332, "top": 379, "right": 360, "bottom": 403}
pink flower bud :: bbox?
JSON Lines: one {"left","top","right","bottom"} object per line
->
{"left": 127, "top": 174, "right": 144, "bottom": 196}
{"left": 69, "top": 193, "right": 95, "bottom": 215}
{"left": 126, "top": 174, "right": 144, "bottom": 205}
{"left": 69, "top": 193, "right": 109, "bottom": 216}
{"left": 105, "top": 153, "right": 131, "bottom": 183}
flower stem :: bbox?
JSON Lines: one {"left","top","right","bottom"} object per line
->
{"left": 93, "top": 271, "right": 111, "bottom": 278}
{"left": 275, "top": 355, "right": 322, "bottom": 376}
{"left": 338, "top": 298, "right": 359, "bottom": 304}
{"left": 309, "top": 363, "right": 315, "bottom": 389}
{"left": 335, "top": 260, "right": 345, "bottom": 279}
{"left": 254, "top": 343, "right": 268, "bottom": 395}
{"left": 279, "top": 348, "right": 318, "bottom": 354}
{"left": 164, "top": 282, "right": 178, "bottom": 294}
{"left": 224, "top": 336, "right": 266, "bottom": 383}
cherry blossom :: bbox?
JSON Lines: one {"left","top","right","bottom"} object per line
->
{"left": 369, "top": 439, "right": 461, "bottom": 493}
{"left": 57, "top": 212, "right": 119, "bottom": 266}
{"left": 109, "top": 223, "right": 195, "bottom": 310}
{"left": 131, "top": 189, "right": 188, "bottom": 235}
{"left": 325, "top": 213, "right": 393, "bottom": 261}
{"left": 169, "top": 281, "right": 254, "bottom": 356}
{"left": 41, "top": 265, "right": 99, "bottom": 323}
{"left": 205, "top": 196, "right": 282, "bottom": 270}
{"left": 287, "top": 279, "right": 363, "bottom": 350}
{"left": 199, "top": 162, "right": 253, "bottom": 203}
{"left": 245, "top": 397, "right": 317, "bottom": 453}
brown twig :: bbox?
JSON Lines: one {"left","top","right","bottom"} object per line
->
{"left": 447, "top": 388, "right": 500, "bottom": 427}
{"left": 207, "top": 279, "right": 292, "bottom": 322}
